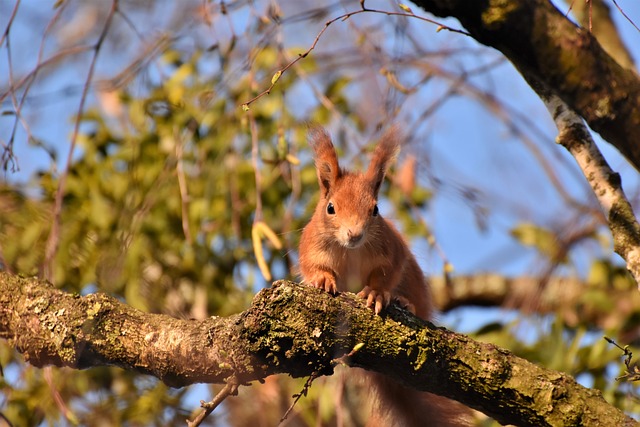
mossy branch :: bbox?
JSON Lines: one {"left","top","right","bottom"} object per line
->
{"left": 412, "top": 0, "right": 640, "bottom": 172}
{"left": 0, "top": 272, "right": 634, "bottom": 426}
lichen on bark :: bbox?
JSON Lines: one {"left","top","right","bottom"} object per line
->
{"left": 0, "top": 272, "right": 636, "bottom": 426}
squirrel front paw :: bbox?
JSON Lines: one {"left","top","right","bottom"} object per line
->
{"left": 357, "top": 286, "right": 391, "bottom": 314}
{"left": 306, "top": 271, "right": 338, "bottom": 294}
{"left": 393, "top": 295, "right": 417, "bottom": 315}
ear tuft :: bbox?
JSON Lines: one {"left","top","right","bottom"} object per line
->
{"left": 309, "top": 127, "right": 341, "bottom": 196}
{"left": 366, "top": 126, "right": 401, "bottom": 195}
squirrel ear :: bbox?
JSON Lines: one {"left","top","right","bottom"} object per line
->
{"left": 366, "top": 126, "right": 400, "bottom": 196}
{"left": 309, "top": 127, "right": 341, "bottom": 197}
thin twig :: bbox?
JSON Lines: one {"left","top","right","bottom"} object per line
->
{"left": 278, "top": 373, "right": 319, "bottom": 425}
{"left": 605, "top": 337, "right": 640, "bottom": 382}
{"left": 0, "top": 0, "right": 20, "bottom": 168}
{"left": 95, "top": 34, "right": 171, "bottom": 91}
{"left": 187, "top": 382, "right": 239, "bottom": 427}
{"left": 3, "top": 0, "right": 61, "bottom": 172}
{"left": 404, "top": 57, "right": 589, "bottom": 211}
{"left": 0, "top": 45, "right": 91, "bottom": 104}
{"left": 0, "top": 0, "right": 20, "bottom": 49}
{"left": 240, "top": 5, "right": 469, "bottom": 109}
{"left": 44, "top": 366, "right": 78, "bottom": 424}
{"left": 43, "top": 1, "right": 119, "bottom": 282}
{"left": 610, "top": 0, "right": 640, "bottom": 34}
{"left": 3, "top": 24, "right": 18, "bottom": 171}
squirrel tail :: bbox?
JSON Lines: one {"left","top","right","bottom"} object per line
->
{"left": 365, "top": 372, "right": 471, "bottom": 427}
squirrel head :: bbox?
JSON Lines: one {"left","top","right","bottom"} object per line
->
{"left": 308, "top": 127, "right": 400, "bottom": 249}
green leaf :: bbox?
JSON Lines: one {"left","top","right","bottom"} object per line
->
{"left": 510, "top": 222, "right": 564, "bottom": 262}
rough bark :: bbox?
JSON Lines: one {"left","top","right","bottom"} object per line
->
{"left": 0, "top": 272, "right": 635, "bottom": 426}
{"left": 538, "top": 90, "right": 640, "bottom": 289}
{"left": 411, "top": 0, "right": 640, "bottom": 172}
{"left": 572, "top": 0, "right": 637, "bottom": 72}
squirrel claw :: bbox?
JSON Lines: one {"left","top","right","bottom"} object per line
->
{"left": 357, "top": 286, "right": 391, "bottom": 314}
{"left": 307, "top": 272, "right": 337, "bottom": 294}
{"left": 393, "top": 296, "right": 417, "bottom": 314}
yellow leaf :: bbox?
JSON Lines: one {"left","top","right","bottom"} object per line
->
{"left": 255, "top": 220, "right": 283, "bottom": 250}
{"left": 241, "top": 104, "right": 250, "bottom": 111}
{"left": 380, "top": 67, "right": 414, "bottom": 94}
{"left": 271, "top": 70, "right": 282, "bottom": 85}
{"left": 398, "top": 3, "right": 413, "bottom": 13}
{"left": 251, "top": 221, "right": 283, "bottom": 282}
{"left": 285, "top": 153, "right": 300, "bottom": 165}
{"left": 252, "top": 224, "right": 272, "bottom": 281}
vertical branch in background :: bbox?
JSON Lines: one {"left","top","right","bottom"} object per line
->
{"left": 249, "top": 113, "right": 263, "bottom": 222}
{"left": 280, "top": 123, "right": 302, "bottom": 275}
{"left": 175, "top": 127, "right": 193, "bottom": 245}
{"left": 271, "top": 11, "right": 301, "bottom": 275}
{"left": 542, "top": 92, "right": 640, "bottom": 287}
{"left": 43, "top": 365, "right": 78, "bottom": 424}
{"left": 248, "top": 112, "right": 267, "bottom": 280}
{"left": 248, "top": 112, "right": 282, "bottom": 282}
{"left": 43, "top": 1, "right": 118, "bottom": 282}
{"left": 1, "top": 0, "right": 21, "bottom": 171}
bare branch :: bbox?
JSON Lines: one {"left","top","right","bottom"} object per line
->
{"left": 188, "top": 382, "right": 239, "bottom": 427}
{"left": 43, "top": 0, "right": 118, "bottom": 282}
{"left": 240, "top": 5, "right": 468, "bottom": 109}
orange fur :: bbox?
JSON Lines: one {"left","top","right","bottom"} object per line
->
{"left": 299, "top": 127, "right": 469, "bottom": 426}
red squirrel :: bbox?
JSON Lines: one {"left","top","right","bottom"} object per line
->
{"left": 299, "top": 127, "right": 469, "bottom": 426}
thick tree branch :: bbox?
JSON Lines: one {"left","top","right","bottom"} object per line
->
{"left": 412, "top": 0, "right": 640, "bottom": 172}
{"left": 572, "top": 0, "right": 637, "bottom": 72}
{"left": 431, "top": 274, "right": 640, "bottom": 340}
{"left": 0, "top": 272, "right": 635, "bottom": 426}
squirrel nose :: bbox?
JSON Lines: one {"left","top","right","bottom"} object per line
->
{"left": 347, "top": 229, "right": 363, "bottom": 245}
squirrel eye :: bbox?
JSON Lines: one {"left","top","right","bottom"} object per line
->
{"left": 372, "top": 204, "right": 379, "bottom": 217}
{"left": 327, "top": 202, "right": 336, "bottom": 215}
